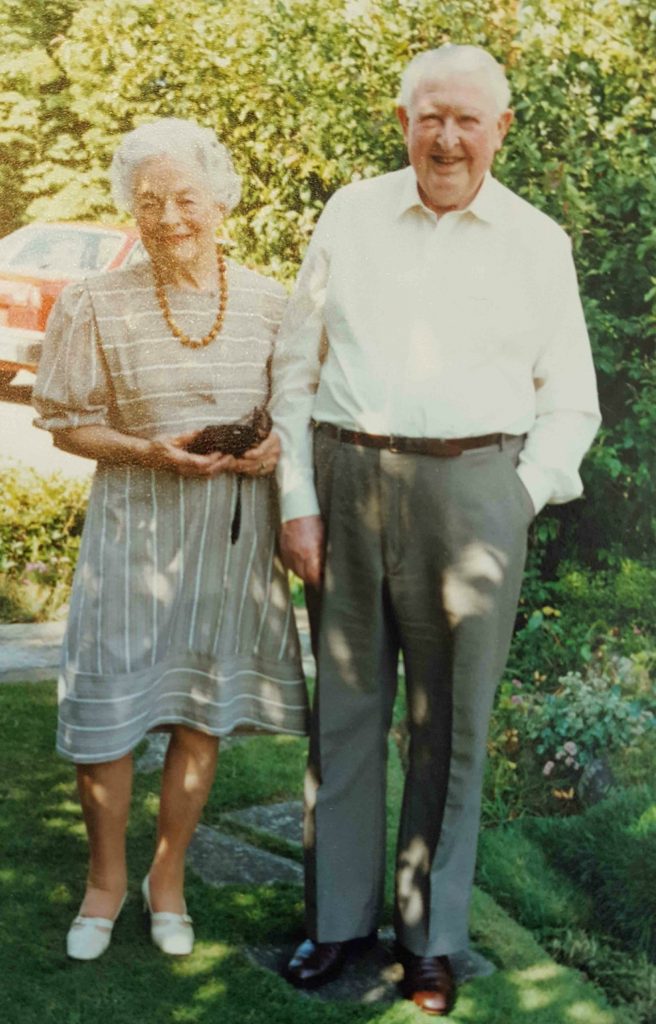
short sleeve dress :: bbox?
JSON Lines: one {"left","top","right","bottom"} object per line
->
{"left": 32, "top": 258, "right": 308, "bottom": 763}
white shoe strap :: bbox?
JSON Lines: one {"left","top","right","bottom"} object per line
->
{"left": 151, "top": 911, "right": 192, "bottom": 925}
{"left": 72, "top": 915, "right": 114, "bottom": 929}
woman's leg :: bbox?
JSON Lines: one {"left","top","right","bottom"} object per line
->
{"left": 147, "top": 725, "right": 219, "bottom": 912}
{"left": 76, "top": 753, "right": 133, "bottom": 919}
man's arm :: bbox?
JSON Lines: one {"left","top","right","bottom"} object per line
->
{"left": 517, "top": 232, "right": 601, "bottom": 515}
{"left": 279, "top": 515, "right": 325, "bottom": 589}
{"left": 270, "top": 201, "right": 336, "bottom": 582}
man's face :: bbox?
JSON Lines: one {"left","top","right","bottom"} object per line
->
{"left": 397, "top": 72, "right": 513, "bottom": 216}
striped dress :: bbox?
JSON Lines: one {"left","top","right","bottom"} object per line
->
{"left": 32, "top": 258, "right": 308, "bottom": 763}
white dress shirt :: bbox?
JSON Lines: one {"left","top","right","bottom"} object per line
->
{"left": 271, "top": 167, "right": 600, "bottom": 522}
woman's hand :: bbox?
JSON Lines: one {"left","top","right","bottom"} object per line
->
{"left": 218, "top": 430, "right": 281, "bottom": 478}
{"left": 53, "top": 424, "right": 232, "bottom": 477}
{"left": 52, "top": 425, "right": 280, "bottom": 479}
{"left": 142, "top": 431, "right": 235, "bottom": 477}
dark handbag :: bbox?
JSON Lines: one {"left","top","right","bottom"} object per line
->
{"left": 186, "top": 406, "right": 272, "bottom": 542}
{"left": 185, "top": 407, "right": 271, "bottom": 457}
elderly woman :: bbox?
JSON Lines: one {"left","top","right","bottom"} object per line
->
{"left": 32, "top": 119, "right": 307, "bottom": 960}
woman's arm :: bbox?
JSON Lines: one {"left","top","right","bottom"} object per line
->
{"left": 53, "top": 424, "right": 235, "bottom": 478}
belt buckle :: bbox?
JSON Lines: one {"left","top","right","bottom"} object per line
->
{"left": 388, "top": 435, "right": 402, "bottom": 454}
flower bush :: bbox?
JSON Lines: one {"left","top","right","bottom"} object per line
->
{"left": 484, "top": 645, "right": 656, "bottom": 819}
{"left": 523, "top": 660, "right": 655, "bottom": 774}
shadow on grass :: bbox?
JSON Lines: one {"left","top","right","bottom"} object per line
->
{"left": 0, "top": 683, "right": 618, "bottom": 1024}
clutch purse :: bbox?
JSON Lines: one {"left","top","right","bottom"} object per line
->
{"left": 186, "top": 407, "right": 272, "bottom": 543}
{"left": 186, "top": 407, "right": 271, "bottom": 457}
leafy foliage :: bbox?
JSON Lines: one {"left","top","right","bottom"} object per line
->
{"left": 1, "top": 0, "right": 654, "bottom": 556}
{"left": 523, "top": 663, "right": 654, "bottom": 771}
{"left": 0, "top": 465, "right": 89, "bottom": 620}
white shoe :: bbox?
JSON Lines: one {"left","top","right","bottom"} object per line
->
{"left": 66, "top": 892, "right": 127, "bottom": 960}
{"left": 142, "top": 875, "right": 194, "bottom": 956}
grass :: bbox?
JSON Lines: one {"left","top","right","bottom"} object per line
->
{"left": 0, "top": 682, "right": 622, "bottom": 1024}
{"left": 527, "top": 786, "right": 656, "bottom": 958}
{"left": 476, "top": 806, "right": 656, "bottom": 1022}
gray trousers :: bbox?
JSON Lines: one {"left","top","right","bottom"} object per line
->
{"left": 304, "top": 429, "right": 533, "bottom": 956}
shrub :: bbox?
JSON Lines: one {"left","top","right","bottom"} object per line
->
{"left": 523, "top": 661, "right": 655, "bottom": 774}
{"left": 507, "top": 559, "right": 656, "bottom": 688}
{"left": 0, "top": 465, "right": 89, "bottom": 622}
{"left": 488, "top": 627, "right": 655, "bottom": 817}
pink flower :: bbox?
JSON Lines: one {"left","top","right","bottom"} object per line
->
{"left": 25, "top": 560, "right": 48, "bottom": 573}
{"left": 510, "top": 695, "right": 523, "bottom": 705}
{"left": 563, "top": 741, "right": 578, "bottom": 756}
{"left": 512, "top": 678, "right": 523, "bottom": 688}
{"left": 543, "top": 761, "right": 555, "bottom": 776}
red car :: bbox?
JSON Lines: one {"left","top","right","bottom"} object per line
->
{"left": 0, "top": 222, "right": 142, "bottom": 385}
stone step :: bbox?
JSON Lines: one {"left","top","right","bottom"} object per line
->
{"left": 188, "top": 823, "right": 303, "bottom": 887}
{"left": 222, "top": 800, "right": 304, "bottom": 849}
{"left": 246, "top": 930, "right": 495, "bottom": 1005}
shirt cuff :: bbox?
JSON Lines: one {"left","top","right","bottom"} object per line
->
{"left": 516, "top": 462, "right": 558, "bottom": 517}
{"left": 278, "top": 480, "right": 321, "bottom": 523}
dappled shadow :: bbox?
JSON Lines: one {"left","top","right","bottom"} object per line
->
{"left": 0, "top": 685, "right": 618, "bottom": 1023}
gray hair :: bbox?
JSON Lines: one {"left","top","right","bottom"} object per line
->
{"left": 398, "top": 44, "right": 511, "bottom": 113}
{"left": 110, "top": 117, "right": 241, "bottom": 214}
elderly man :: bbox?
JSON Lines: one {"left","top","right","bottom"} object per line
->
{"left": 271, "top": 44, "right": 600, "bottom": 1014}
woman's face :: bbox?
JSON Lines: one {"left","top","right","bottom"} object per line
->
{"left": 132, "top": 156, "right": 222, "bottom": 272}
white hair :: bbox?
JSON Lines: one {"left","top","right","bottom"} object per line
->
{"left": 398, "top": 44, "right": 511, "bottom": 113}
{"left": 109, "top": 117, "right": 241, "bottom": 214}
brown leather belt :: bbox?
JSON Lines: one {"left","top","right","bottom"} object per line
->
{"left": 314, "top": 421, "right": 514, "bottom": 457}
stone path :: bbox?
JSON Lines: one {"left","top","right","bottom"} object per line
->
{"left": 0, "top": 619, "right": 69, "bottom": 682}
{"left": 0, "top": 606, "right": 314, "bottom": 682}
{"left": 246, "top": 931, "right": 495, "bottom": 1005}
{"left": 188, "top": 824, "right": 303, "bottom": 886}
{"left": 224, "top": 800, "right": 304, "bottom": 849}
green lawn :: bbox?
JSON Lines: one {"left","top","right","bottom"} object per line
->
{"left": 0, "top": 682, "right": 622, "bottom": 1024}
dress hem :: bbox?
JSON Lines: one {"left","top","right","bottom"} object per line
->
{"left": 56, "top": 710, "right": 309, "bottom": 765}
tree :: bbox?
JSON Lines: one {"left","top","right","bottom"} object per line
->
{"left": 1, "top": 0, "right": 654, "bottom": 560}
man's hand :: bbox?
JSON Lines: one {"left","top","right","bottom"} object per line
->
{"left": 279, "top": 515, "right": 324, "bottom": 589}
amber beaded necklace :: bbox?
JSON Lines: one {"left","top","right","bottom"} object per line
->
{"left": 153, "top": 243, "right": 228, "bottom": 349}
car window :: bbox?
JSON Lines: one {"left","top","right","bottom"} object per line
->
{"left": 122, "top": 240, "right": 149, "bottom": 266}
{"left": 0, "top": 227, "right": 126, "bottom": 278}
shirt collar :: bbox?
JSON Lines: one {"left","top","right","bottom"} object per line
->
{"left": 396, "top": 166, "right": 500, "bottom": 225}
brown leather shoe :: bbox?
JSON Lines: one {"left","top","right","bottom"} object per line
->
{"left": 284, "top": 933, "right": 377, "bottom": 989}
{"left": 396, "top": 944, "right": 456, "bottom": 1016}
